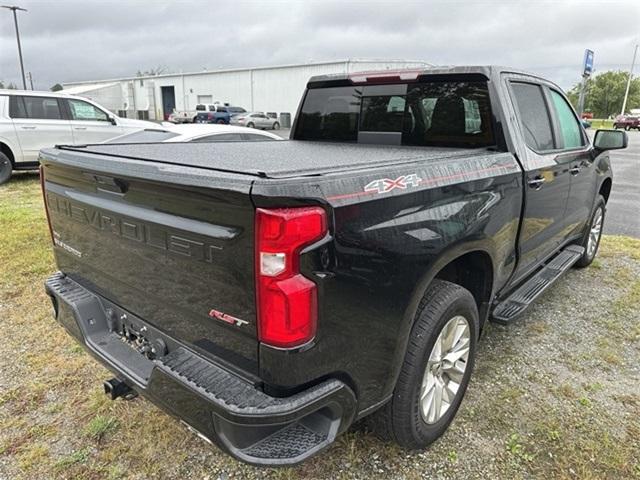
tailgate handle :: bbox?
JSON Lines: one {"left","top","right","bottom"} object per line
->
{"left": 87, "top": 174, "right": 129, "bottom": 194}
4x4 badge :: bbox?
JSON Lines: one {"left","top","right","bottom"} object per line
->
{"left": 364, "top": 174, "right": 422, "bottom": 194}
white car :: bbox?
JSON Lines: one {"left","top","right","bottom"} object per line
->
{"left": 0, "top": 89, "right": 157, "bottom": 184}
{"left": 230, "top": 112, "right": 280, "bottom": 130}
{"left": 105, "top": 123, "right": 282, "bottom": 144}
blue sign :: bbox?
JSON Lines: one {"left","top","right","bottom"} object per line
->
{"left": 583, "top": 49, "right": 594, "bottom": 77}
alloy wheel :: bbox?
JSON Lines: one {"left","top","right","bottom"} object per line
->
{"left": 587, "top": 207, "right": 603, "bottom": 258}
{"left": 419, "top": 315, "right": 471, "bottom": 424}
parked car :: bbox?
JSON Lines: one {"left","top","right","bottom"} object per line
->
{"left": 581, "top": 118, "right": 592, "bottom": 129}
{"left": 0, "top": 89, "right": 157, "bottom": 184}
{"left": 230, "top": 112, "right": 280, "bottom": 130}
{"left": 40, "top": 66, "right": 626, "bottom": 466}
{"left": 195, "top": 105, "right": 247, "bottom": 124}
{"left": 613, "top": 114, "right": 640, "bottom": 130}
{"left": 106, "top": 124, "right": 281, "bottom": 143}
{"left": 168, "top": 109, "right": 197, "bottom": 124}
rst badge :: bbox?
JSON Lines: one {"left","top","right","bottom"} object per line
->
{"left": 208, "top": 309, "right": 248, "bottom": 327}
{"left": 364, "top": 174, "right": 422, "bottom": 194}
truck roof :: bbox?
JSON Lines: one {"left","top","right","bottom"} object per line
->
{"left": 307, "top": 65, "right": 547, "bottom": 88}
{"left": 56, "top": 141, "right": 493, "bottom": 179}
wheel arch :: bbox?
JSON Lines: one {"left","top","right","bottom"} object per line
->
{"left": 403, "top": 245, "right": 496, "bottom": 334}
{"left": 0, "top": 140, "right": 16, "bottom": 166}
{"left": 599, "top": 177, "right": 612, "bottom": 204}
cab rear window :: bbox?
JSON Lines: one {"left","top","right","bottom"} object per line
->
{"left": 294, "top": 80, "right": 494, "bottom": 148}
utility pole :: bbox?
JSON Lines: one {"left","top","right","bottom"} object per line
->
{"left": 27, "top": 71, "right": 33, "bottom": 90}
{"left": 621, "top": 44, "right": 638, "bottom": 116}
{"left": 1, "top": 5, "right": 28, "bottom": 90}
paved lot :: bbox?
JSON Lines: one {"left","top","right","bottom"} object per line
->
{"left": 604, "top": 130, "right": 640, "bottom": 237}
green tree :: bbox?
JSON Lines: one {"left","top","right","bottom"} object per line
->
{"left": 0, "top": 81, "right": 18, "bottom": 89}
{"left": 567, "top": 70, "right": 640, "bottom": 118}
{"left": 50, "top": 83, "right": 63, "bottom": 92}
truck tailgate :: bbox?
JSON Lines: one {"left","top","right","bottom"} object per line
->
{"left": 40, "top": 148, "right": 259, "bottom": 371}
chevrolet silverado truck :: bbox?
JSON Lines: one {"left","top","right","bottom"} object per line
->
{"left": 40, "top": 66, "right": 628, "bottom": 466}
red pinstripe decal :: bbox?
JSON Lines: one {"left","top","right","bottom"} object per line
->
{"left": 326, "top": 163, "right": 515, "bottom": 202}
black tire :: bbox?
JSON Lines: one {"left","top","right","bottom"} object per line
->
{"left": 246, "top": 122, "right": 255, "bottom": 129}
{"left": 272, "top": 122, "right": 280, "bottom": 130}
{"left": 0, "top": 152, "right": 12, "bottom": 185}
{"left": 574, "top": 195, "right": 605, "bottom": 268}
{"left": 369, "top": 279, "right": 479, "bottom": 449}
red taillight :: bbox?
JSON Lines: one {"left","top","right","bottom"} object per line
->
{"left": 39, "top": 165, "right": 54, "bottom": 244}
{"left": 255, "top": 207, "right": 327, "bottom": 348}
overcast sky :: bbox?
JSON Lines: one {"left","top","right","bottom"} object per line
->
{"left": 1, "top": 0, "right": 638, "bottom": 91}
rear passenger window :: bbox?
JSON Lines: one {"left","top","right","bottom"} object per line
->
{"left": 510, "top": 83, "right": 554, "bottom": 151}
{"left": 550, "top": 90, "right": 584, "bottom": 149}
{"left": 10, "top": 96, "right": 63, "bottom": 120}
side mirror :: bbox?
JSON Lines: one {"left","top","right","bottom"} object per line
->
{"left": 593, "top": 129, "right": 627, "bottom": 151}
{"left": 108, "top": 115, "right": 117, "bottom": 126}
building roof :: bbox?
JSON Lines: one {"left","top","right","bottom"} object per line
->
{"left": 62, "top": 82, "right": 120, "bottom": 94}
{"left": 62, "top": 58, "right": 431, "bottom": 86}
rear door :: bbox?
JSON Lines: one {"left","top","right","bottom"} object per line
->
{"left": 65, "top": 98, "right": 124, "bottom": 143}
{"left": 9, "top": 95, "right": 73, "bottom": 162}
{"left": 507, "top": 80, "right": 572, "bottom": 282}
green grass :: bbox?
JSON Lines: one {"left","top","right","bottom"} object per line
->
{"left": 84, "top": 415, "right": 119, "bottom": 441}
{"left": 588, "top": 118, "right": 615, "bottom": 129}
{"left": 1, "top": 174, "right": 639, "bottom": 480}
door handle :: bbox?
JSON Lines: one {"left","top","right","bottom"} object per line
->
{"left": 527, "top": 176, "right": 546, "bottom": 189}
{"left": 569, "top": 166, "right": 581, "bottom": 175}
{"left": 74, "top": 127, "right": 87, "bottom": 130}
{"left": 20, "top": 126, "right": 36, "bottom": 130}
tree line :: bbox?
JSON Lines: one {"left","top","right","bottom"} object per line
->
{"left": 567, "top": 70, "right": 640, "bottom": 118}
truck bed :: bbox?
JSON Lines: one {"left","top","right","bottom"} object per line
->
{"left": 58, "top": 140, "right": 496, "bottom": 179}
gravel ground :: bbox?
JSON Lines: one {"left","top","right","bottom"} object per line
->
{"left": 1, "top": 176, "right": 639, "bottom": 480}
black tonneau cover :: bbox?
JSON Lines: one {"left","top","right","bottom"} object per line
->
{"left": 58, "top": 141, "right": 490, "bottom": 179}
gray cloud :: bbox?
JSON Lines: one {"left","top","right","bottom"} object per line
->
{"left": 1, "top": 0, "right": 638, "bottom": 91}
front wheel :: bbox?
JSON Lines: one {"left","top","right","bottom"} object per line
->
{"left": 369, "top": 279, "right": 479, "bottom": 449}
{"left": 0, "top": 152, "right": 12, "bottom": 185}
{"left": 574, "top": 195, "right": 605, "bottom": 268}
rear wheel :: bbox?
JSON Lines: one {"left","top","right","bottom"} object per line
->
{"left": 0, "top": 152, "right": 12, "bottom": 185}
{"left": 247, "top": 122, "right": 255, "bottom": 129}
{"left": 575, "top": 195, "right": 605, "bottom": 268}
{"left": 369, "top": 279, "right": 479, "bottom": 449}
{"left": 272, "top": 122, "right": 280, "bottom": 130}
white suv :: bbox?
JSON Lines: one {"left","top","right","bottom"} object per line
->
{"left": 0, "top": 89, "right": 158, "bottom": 184}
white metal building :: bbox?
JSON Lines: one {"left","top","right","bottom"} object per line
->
{"left": 62, "top": 59, "right": 430, "bottom": 122}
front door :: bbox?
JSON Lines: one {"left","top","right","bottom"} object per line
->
{"left": 65, "top": 98, "right": 123, "bottom": 144}
{"left": 547, "top": 88, "right": 596, "bottom": 238}
{"left": 508, "top": 81, "right": 572, "bottom": 282}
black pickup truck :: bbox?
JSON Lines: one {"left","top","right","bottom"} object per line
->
{"left": 40, "top": 66, "right": 628, "bottom": 466}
